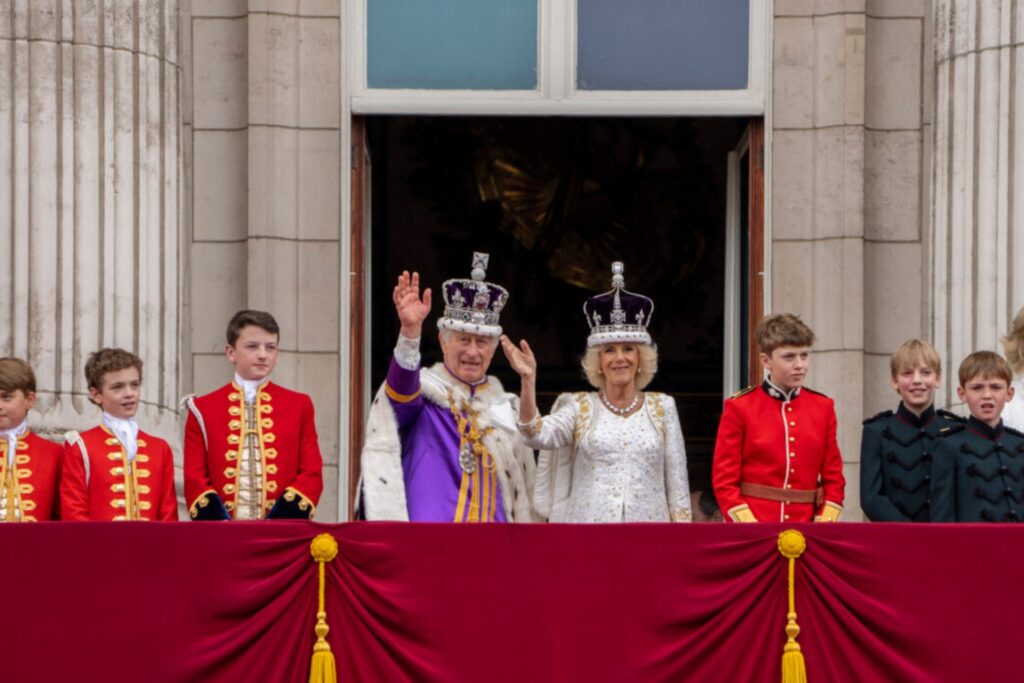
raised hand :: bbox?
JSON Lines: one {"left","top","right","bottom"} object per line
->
{"left": 394, "top": 271, "right": 432, "bottom": 338}
{"left": 500, "top": 335, "right": 537, "bottom": 380}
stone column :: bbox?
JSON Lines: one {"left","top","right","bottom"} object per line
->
{"left": 932, "top": 0, "right": 1024, "bottom": 407}
{"left": 188, "top": 2, "right": 342, "bottom": 520}
{"left": 772, "top": 1, "right": 867, "bottom": 517}
{"left": 0, "top": 1, "right": 182, "bottom": 441}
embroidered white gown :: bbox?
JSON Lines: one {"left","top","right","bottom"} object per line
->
{"left": 521, "top": 392, "right": 692, "bottom": 523}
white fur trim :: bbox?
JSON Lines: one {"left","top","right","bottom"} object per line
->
{"left": 586, "top": 329, "right": 652, "bottom": 347}
{"left": 437, "top": 318, "right": 502, "bottom": 338}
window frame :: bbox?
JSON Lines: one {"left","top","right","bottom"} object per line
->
{"left": 349, "top": 0, "right": 769, "bottom": 116}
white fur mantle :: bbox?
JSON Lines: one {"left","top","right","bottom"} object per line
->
{"left": 359, "top": 363, "right": 537, "bottom": 522}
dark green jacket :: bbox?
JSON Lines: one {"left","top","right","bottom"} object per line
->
{"left": 860, "top": 404, "right": 962, "bottom": 521}
{"left": 930, "top": 417, "right": 1024, "bottom": 522}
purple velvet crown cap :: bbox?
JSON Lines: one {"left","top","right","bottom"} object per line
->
{"left": 437, "top": 252, "right": 509, "bottom": 338}
{"left": 583, "top": 262, "right": 654, "bottom": 347}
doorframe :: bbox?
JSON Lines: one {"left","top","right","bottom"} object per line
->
{"left": 337, "top": 2, "right": 773, "bottom": 520}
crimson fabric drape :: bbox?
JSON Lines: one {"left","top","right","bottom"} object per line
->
{"left": 1, "top": 522, "right": 1019, "bottom": 682}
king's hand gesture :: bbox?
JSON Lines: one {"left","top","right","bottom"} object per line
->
{"left": 394, "top": 271, "right": 432, "bottom": 338}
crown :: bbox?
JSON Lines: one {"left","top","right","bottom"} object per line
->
{"left": 437, "top": 252, "right": 509, "bottom": 338}
{"left": 582, "top": 262, "right": 654, "bottom": 347}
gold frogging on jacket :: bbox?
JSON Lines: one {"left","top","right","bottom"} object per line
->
{"left": 0, "top": 439, "right": 29, "bottom": 521}
{"left": 227, "top": 384, "right": 276, "bottom": 519}
{"left": 103, "top": 430, "right": 151, "bottom": 521}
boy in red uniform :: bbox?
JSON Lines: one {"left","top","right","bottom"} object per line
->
{"left": 182, "top": 310, "right": 323, "bottom": 521}
{"left": 712, "top": 313, "right": 846, "bottom": 522}
{"left": 0, "top": 358, "right": 63, "bottom": 521}
{"left": 61, "top": 349, "right": 178, "bottom": 521}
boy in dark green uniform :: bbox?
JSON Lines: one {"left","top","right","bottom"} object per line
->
{"left": 931, "top": 351, "right": 1024, "bottom": 522}
{"left": 861, "top": 339, "right": 963, "bottom": 521}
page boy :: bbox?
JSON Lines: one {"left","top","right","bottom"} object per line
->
{"left": 712, "top": 313, "right": 846, "bottom": 522}
{"left": 0, "top": 357, "right": 63, "bottom": 521}
{"left": 182, "top": 310, "right": 323, "bottom": 521}
{"left": 930, "top": 351, "right": 1024, "bottom": 522}
{"left": 62, "top": 349, "right": 178, "bottom": 521}
{"left": 860, "top": 339, "right": 963, "bottom": 522}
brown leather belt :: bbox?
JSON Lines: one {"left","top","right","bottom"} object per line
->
{"left": 740, "top": 481, "right": 824, "bottom": 506}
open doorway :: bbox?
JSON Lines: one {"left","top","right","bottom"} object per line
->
{"left": 348, "top": 115, "right": 759, "bottom": 510}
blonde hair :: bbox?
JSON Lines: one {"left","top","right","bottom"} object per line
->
{"left": 754, "top": 313, "right": 816, "bottom": 355}
{"left": 890, "top": 339, "right": 942, "bottom": 378}
{"left": 958, "top": 351, "right": 1012, "bottom": 387}
{"left": 1001, "top": 307, "right": 1024, "bottom": 375}
{"left": 581, "top": 343, "right": 658, "bottom": 391}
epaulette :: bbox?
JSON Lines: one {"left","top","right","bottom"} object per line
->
{"left": 937, "top": 409, "right": 966, "bottom": 423}
{"left": 1004, "top": 425, "right": 1024, "bottom": 439}
{"left": 801, "top": 386, "right": 829, "bottom": 397}
{"left": 862, "top": 409, "right": 893, "bottom": 426}
{"left": 937, "top": 424, "right": 966, "bottom": 437}
{"left": 729, "top": 385, "right": 757, "bottom": 400}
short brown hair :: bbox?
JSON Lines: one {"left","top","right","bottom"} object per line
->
{"left": 1001, "top": 307, "right": 1024, "bottom": 375}
{"left": 890, "top": 339, "right": 942, "bottom": 378}
{"left": 227, "top": 310, "right": 280, "bottom": 347}
{"left": 958, "top": 351, "right": 1012, "bottom": 387}
{"left": 0, "top": 357, "right": 36, "bottom": 394}
{"left": 85, "top": 348, "right": 143, "bottom": 391}
{"left": 755, "top": 313, "right": 816, "bottom": 355}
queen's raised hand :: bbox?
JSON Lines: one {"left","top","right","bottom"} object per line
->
{"left": 500, "top": 335, "right": 537, "bottom": 380}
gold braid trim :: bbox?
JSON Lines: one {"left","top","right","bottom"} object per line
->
{"left": 777, "top": 530, "right": 808, "bottom": 683}
{"left": 448, "top": 392, "right": 496, "bottom": 523}
{"left": 309, "top": 534, "right": 339, "bottom": 683}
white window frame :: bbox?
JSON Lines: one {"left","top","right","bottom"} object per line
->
{"left": 348, "top": 0, "right": 768, "bottom": 116}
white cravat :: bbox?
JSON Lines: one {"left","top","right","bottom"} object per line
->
{"left": 234, "top": 373, "right": 264, "bottom": 404}
{"left": 103, "top": 412, "right": 139, "bottom": 463}
{"left": 0, "top": 419, "right": 27, "bottom": 466}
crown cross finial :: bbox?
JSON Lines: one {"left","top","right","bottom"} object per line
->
{"left": 471, "top": 252, "right": 489, "bottom": 281}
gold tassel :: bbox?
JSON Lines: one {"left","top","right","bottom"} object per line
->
{"left": 777, "top": 530, "right": 808, "bottom": 683}
{"left": 309, "top": 533, "right": 339, "bottom": 683}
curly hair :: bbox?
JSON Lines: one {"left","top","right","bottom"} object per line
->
{"left": 84, "top": 348, "right": 142, "bottom": 391}
{"left": 581, "top": 343, "right": 658, "bottom": 391}
{"left": 1001, "top": 307, "right": 1024, "bottom": 376}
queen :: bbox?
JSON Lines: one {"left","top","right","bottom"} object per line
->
{"left": 501, "top": 263, "right": 692, "bottom": 523}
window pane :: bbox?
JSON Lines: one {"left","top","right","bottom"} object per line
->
{"left": 368, "top": 0, "right": 538, "bottom": 90}
{"left": 577, "top": 0, "right": 749, "bottom": 91}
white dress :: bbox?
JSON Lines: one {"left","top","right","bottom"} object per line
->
{"left": 1003, "top": 376, "right": 1024, "bottom": 431}
{"left": 521, "top": 392, "right": 692, "bottom": 523}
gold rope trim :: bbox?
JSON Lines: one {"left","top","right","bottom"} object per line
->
{"left": 777, "top": 529, "right": 808, "bottom": 683}
{"left": 309, "top": 533, "right": 339, "bottom": 683}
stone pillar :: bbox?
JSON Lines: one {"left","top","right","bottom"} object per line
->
{"left": 0, "top": 1, "right": 182, "bottom": 442}
{"left": 932, "top": 0, "right": 1024, "bottom": 407}
{"left": 772, "top": 1, "right": 867, "bottom": 517}
{"left": 188, "top": 2, "right": 342, "bottom": 520}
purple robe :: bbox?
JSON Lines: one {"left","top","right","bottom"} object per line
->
{"left": 386, "top": 357, "right": 507, "bottom": 522}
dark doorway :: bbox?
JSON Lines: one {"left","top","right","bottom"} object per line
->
{"left": 364, "top": 115, "right": 749, "bottom": 494}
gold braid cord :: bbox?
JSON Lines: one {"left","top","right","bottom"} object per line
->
{"left": 777, "top": 530, "right": 808, "bottom": 683}
{"left": 309, "top": 533, "right": 339, "bottom": 683}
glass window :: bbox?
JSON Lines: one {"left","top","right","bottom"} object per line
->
{"left": 577, "top": 0, "right": 749, "bottom": 91}
{"left": 367, "top": 0, "right": 538, "bottom": 90}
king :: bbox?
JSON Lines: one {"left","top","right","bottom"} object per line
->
{"left": 360, "top": 254, "right": 536, "bottom": 522}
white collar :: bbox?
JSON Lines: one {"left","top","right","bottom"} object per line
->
{"left": 765, "top": 377, "right": 801, "bottom": 401}
{"left": 234, "top": 373, "right": 266, "bottom": 403}
{"left": 102, "top": 412, "right": 139, "bottom": 462}
{"left": 0, "top": 419, "right": 28, "bottom": 466}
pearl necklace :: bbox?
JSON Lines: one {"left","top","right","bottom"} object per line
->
{"left": 600, "top": 391, "right": 641, "bottom": 416}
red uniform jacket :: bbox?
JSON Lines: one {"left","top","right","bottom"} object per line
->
{"left": 1, "top": 432, "right": 63, "bottom": 521}
{"left": 61, "top": 425, "right": 178, "bottom": 521}
{"left": 712, "top": 381, "right": 845, "bottom": 522}
{"left": 182, "top": 381, "right": 323, "bottom": 519}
